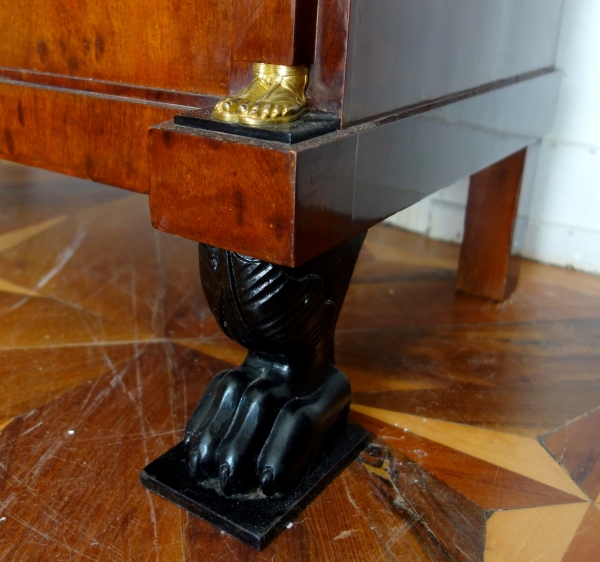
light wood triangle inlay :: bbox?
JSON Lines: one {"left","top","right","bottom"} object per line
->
{"left": 0, "top": 216, "right": 67, "bottom": 253}
{"left": 352, "top": 404, "right": 587, "bottom": 500}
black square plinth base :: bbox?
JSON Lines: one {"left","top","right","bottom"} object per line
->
{"left": 173, "top": 108, "right": 341, "bottom": 144}
{"left": 140, "top": 421, "right": 369, "bottom": 550}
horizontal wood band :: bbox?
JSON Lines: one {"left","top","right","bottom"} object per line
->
{"left": 0, "top": 78, "right": 187, "bottom": 193}
{"left": 0, "top": 67, "right": 218, "bottom": 109}
{"left": 149, "top": 71, "right": 561, "bottom": 265}
{"left": 0, "top": 71, "right": 560, "bottom": 262}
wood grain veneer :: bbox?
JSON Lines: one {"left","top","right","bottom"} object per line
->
{"left": 0, "top": 0, "right": 233, "bottom": 95}
{"left": 232, "top": 0, "right": 319, "bottom": 67}
{"left": 148, "top": 124, "right": 297, "bottom": 264}
{"left": 0, "top": 80, "right": 192, "bottom": 193}
{"left": 343, "top": 0, "right": 564, "bottom": 124}
{"left": 306, "top": 0, "right": 353, "bottom": 114}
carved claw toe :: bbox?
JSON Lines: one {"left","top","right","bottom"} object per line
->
{"left": 219, "top": 463, "right": 232, "bottom": 494}
{"left": 256, "top": 369, "right": 351, "bottom": 495}
{"left": 185, "top": 362, "right": 351, "bottom": 497}
{"left": 260, "top": 467, "right": 275, "bottom": 496}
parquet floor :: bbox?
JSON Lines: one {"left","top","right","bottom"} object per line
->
{"left": 0, "top": 160, "right": 599, "bottom": 561}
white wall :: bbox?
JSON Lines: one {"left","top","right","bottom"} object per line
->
{"left": 387, "top": 0, "right": 600, "bottom": 274}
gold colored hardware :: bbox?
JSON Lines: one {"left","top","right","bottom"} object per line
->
{"left": 212, "top": 63, "right": 309, "bottom": 126}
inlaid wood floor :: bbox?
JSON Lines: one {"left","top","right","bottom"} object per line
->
{"left": 1, "top": 160, "right": 599, "bottom": 561}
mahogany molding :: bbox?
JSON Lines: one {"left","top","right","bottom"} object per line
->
{"left": 307, "top": 0, "right": 353, "bottom": 114}
{"left": 231, "top": 0, "right": 319, "bottom": 67}
{"left": 0, "top": 78, "right": 190, "bottom": 193}
{"left": 0, "top": 67, "right": 219, "bottom": 108}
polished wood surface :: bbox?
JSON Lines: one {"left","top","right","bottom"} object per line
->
{"left": 305, "top": 0, "right": 352, "bottom": 114}
{"left": 0, "top": 0, "right": 565, "bottom": 120}
{"left": 543, "top": 408, "right": 600, "bottom": 502}
{"left": 0, "top": 0, "right": 341, "bottom": 108}
{"left": 232, "top": 0, "right": 318, "bottom": 67}
{"left": 0, "top": 0, "right": 563, "bottom": 221}
{"left": 0, "top": 67, "right": 221, "bottom": 107}
{"left": 0, "top": 80, "right": 195, "bottom": 193}
{"left": 149, "top": 72, "right": 559, "bottom": 266}
{"left": 0, "top": 0, "right": 564, "bottom": 271}
{"left": 1, "top": 161, "right": 599, "bottom": 560}
{"left": 342, "top": 0, "right": 564, "bottom": 124}
{"left": 0, "top": 0, "right": 232, "bottom": 96}
{"left": 148, "top": 123, "right": 296, "bottom": 264}
{"left": 457, "top": 149, "right": 526, "bottom": 300}
{"left": 0, "top": 0, "right": 566, "bottom": 294}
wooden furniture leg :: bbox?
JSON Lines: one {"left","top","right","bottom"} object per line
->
{"left": 456, "top": 148, "right": 527, "bottom": 301}
{"left": 141, "top": 232, "right": 368, "bottom": 549}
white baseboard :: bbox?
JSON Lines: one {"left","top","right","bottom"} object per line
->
{"left": 387, "top": 197, "right": 600, "bottom": 275}
{"left": 519, "top": 219, "right": 600, "bottom": 274}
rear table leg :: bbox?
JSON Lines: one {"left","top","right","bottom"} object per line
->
{"left": 456, "top": 149, "right": 527, "bottom": 301}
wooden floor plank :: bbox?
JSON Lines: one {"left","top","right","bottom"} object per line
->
{"left": 0, "top": 344, "right": 146, "bottom": 422}
{"left": 543, "top": 408, "right": 600, "bottom": 501}
{"left": 0, "top": 278, "right": 40, "bottom": 296}
{"left": 337, "top": 319, "right": 600, "bottom": 410}
{"left": 485, "top": 503, "right": 590, "bottom": 562}
{"left": 0, "top": 292, "right": 151, "bottom": 348}
{"left": 355, "top": 414, "right": 583, "bottom": 510}
{"left": 561, "top": 505, "right": 600, "bottom": 562}
{"left": 351, "top": 405, "right": 587, "bottom": 499}
{"left": 0, "top": 216, "right": 66, "bottom": 253}
{"left": 359, "top": 441, "right": 487, "bottom": 562}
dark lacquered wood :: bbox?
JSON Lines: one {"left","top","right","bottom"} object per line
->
{"left": 173, "top": 234, "right": 365, "bottom": 504}
{"left": 343, "top": 0, "right": 564, "bottom": 124}
{"left": 456, "top": 149, "right": 526, "bottom": 301}
{"left": 1, "top": 164, "right": 599, "bottom": 559}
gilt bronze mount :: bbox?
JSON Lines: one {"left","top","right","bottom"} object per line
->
{"left": 212, "top": 63, "right": 309, "bottom": 126}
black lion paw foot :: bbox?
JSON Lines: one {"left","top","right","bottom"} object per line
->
{"left": 184, "top": 358, "right": 350, "bottom": 496}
